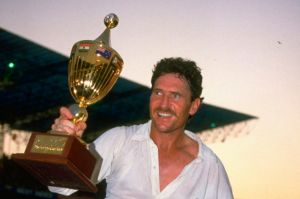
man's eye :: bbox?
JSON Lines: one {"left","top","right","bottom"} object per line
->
{"left": 171, "top": 93, "right": 181, "bottom": 99}
{"left": 153, "top": 90, "right": 162, "bottom": 96}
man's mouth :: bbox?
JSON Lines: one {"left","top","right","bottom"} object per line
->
{"left": 157, "top": 110, "right": 174, "bottom": 118}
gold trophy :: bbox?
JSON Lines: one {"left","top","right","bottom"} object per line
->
{"left": 12, "top": 13, "right": 123, "bottom": 193}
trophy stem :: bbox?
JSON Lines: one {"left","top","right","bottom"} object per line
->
{"left": 69, "top": 104, "right": 88, "bottom": 123}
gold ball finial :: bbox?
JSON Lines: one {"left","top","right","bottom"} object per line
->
{"left": 104, "top": 13, "right": 119, "bottom": 29}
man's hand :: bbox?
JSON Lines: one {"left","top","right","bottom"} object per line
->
{"left": 51, "top": 107, "right": 87, "bottom": 137}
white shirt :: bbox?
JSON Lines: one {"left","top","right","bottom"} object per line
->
{"left": 49, "top": 121, "right": 233, "bottom": 199}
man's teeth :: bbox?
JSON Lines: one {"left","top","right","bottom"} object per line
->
{"left": 158, "top": 112, "right": 172, "bottom": 117}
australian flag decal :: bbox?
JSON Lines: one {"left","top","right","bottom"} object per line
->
{"left": 96, "top": 47, "right": 112, "bottom": 59}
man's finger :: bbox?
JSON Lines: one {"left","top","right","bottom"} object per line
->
{"left": 60, "top": 107, "right": 74, "bottom": 120}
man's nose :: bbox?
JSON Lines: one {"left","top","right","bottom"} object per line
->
{"left": 159, "top": 95, "right": 170, "bottom": 108}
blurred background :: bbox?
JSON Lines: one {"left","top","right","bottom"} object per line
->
{"left": 1, "top": 0, "right": 300, "bottom": 198}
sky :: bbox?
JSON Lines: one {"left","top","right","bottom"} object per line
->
{"left": 1, "top": 0, "right": 300, "bottom": 198}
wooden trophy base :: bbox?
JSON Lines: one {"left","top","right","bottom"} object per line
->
{"left": 12, "top": 133, "right": 98, "bottom": 193}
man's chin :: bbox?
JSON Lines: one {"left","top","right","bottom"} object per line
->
{"left": 152, "top": 121, "right": 174, "bottom": 133}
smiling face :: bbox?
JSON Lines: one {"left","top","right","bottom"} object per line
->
{"left": 149, "top": 73, "right": 201, "bottom": 134}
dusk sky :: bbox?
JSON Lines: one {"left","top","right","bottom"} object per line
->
{"left": 1, "top": 0, "right": 300, "bottom": 198}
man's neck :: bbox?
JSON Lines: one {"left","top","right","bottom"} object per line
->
{"left": 150, "top": 129, "right": 187, "bottom": 152}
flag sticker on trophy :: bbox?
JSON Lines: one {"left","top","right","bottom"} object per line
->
{"left": 96, "top": 47, "right": 112, "bottom": 59}
{"left": 78, "top": 43, "right": 92, "bottom": 52}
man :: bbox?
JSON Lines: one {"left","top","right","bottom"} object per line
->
{"left": 49, "top": 57, "right": 233, "bottom": 198}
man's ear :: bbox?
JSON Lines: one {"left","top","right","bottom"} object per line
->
{"left": 189, "top": 97, "right": 202, "bottom": 116}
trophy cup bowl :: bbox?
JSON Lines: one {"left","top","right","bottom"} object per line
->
{"left": 68, "top": 24, "right": 123, "bottom": 123}
{"left": 12, "top": 13, "right": 123, "bottom": 193}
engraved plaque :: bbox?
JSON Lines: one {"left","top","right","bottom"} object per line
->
{"left": 31, "top": 135, "right": 67, "bottom": 154}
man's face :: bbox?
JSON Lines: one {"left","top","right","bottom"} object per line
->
{"left": 150, "top": 73, "right": 200, "bottom": 134}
